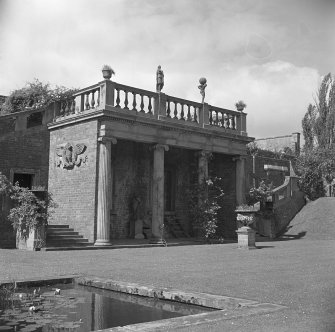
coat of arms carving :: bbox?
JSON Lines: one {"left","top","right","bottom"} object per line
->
{"left": 56, "top": 142, "right": 87, "bottom": 169}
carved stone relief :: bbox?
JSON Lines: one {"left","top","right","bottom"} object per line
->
{"left": 55, "top": 142, "right": 87, "bottom": 169}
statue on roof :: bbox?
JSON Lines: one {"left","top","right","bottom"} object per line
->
{"left": 156, "top": 65, "right": 164, "bottom": 93}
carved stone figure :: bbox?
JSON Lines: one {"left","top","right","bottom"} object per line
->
{"left": 156, "top": 65, "right": 164, "bottom": 93}
{"left": 56, "top": 142, "right": 87, "bottom": 169}
{"left": 198, "top": 77, "right": 207, "bottom": 103}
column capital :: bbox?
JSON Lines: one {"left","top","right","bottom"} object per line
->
{"left": 196, "top": 150, "right": 212, "bottom": 159}
{"left": 232, "top": 155, "right": 247, "bottom": 162}
{"left": 98, "top": 136, "right": 117, "bottom": 144}
{"left": 152, "top": 144, "right": 169, "bottom": 152}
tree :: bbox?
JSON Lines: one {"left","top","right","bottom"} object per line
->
{"left": 299, "top": 73, "right": 335, "bottom": 199}
{"left": 302, "top": 73, "right": 335, "bottom": 149}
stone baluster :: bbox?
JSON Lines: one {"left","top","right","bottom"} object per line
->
{"left": 91, "top": 91, "right": 95, "bottom": 109}
{"left": 224, "top": 114, "right": 229, "bottom": 128}
{"left": 124, "top": 91, "right": 129, "bottom": 110}
{"left": 187, "top": 104, "right": 191, "bottom": 121}
{"left": 209, "top": 110, "right": 213, "bottom": 125}
{"left": 71, "top": 99, "right": 75, "bottom": 114}
{"left": 132, "top": 93, "right": 137, "bottom": 112}
{"left": 95, "top": 136, "right": 117, "bottom": 246}
{"left": 166, "top": 101, "right": 171, "bottom": 117}
{"left": 140, "top": 94, "right": 145, "bottom": 112}
{"left": 115, "top": 89, "right": 121, "bottom": 108}
{"left": 85, "top": 94, "right": 90, "bottom": 110}
{"left": 150, "top": 144, "right": 169, "bottom": 244}
{"left": 148, "top": 96, "right": 153, "bottom": 114}
{"left": 173, "top": 102, "right": 178, "bottom": 119}
{"left": 193, "top": 106, "right": 198, "bottom": 123}
{"left": 180, "top": 104, "right": 185, "bottom": 120}
{"left": 215, "top": 111, "right": 219, "bottom": 126}
{"left": 231, "top": 115, "right": 236, "bottom": 130}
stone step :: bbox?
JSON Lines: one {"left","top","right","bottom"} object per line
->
{"left": 44, "top": 242, "right": 94, "bottom": 248}
{"left": 47, "top": 234, "right": 83, "bottom": 240}
{"left": 47, "top": 238, "right": 89, "bottom": 243}
{"left": 47, "top": 230, "right": 79, "bottom": 236}
{"left": 47, "top": 225, "right": 70, "bottom": 229}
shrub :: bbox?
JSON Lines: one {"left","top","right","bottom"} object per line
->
{"left": 1, "top": 79, "right": 78, "bottom": 114}
{"left": 0, "top": 173, "right": 54, "bottom": 239}
{"left": 187, "top": 177, "right": 224, "bottom": 240}
{"left": 246, "top": 180, "right": 273, "bottom": 206}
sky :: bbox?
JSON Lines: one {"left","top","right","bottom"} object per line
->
{"left": 0, "top": 0, "right": 334, "bottom": 139}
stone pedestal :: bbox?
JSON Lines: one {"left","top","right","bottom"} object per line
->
{"left": 236, "top": 226, "right": 256, "bottom": 249}
{"left": 16, "top": 226, "right": 46, "bottom": 251}
{"left": 150, "top": 144, "right": 168, "bottom": 244}
{"left": 95, "top": 137, "right": 114, "bottom": 246}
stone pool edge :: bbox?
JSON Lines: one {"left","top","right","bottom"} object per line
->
{"left": 76, "top": 276, "right": 287, "bottom": 332}
{"left": 0, "top": 275, "right": 287, "bottom": 331}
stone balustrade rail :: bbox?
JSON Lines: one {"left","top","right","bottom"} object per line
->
{"left": 51, "top": 80, "right": 248, "bottom": 135}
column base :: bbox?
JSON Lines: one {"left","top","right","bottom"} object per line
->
{"left": 94, "top": 239, "right": 112, "bottom": 246}
{"left": 149, "top": 237, "right": 165, "bottom": 245}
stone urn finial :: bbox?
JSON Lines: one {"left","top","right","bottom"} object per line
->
{"left": 235, "top": 100, "right": 247, "bottom": 112}
{"left": 102, "top": 65, "right": 115, "bottom": 80}
{"left": 198, "top": 77, "right": 207, "bottom": 103}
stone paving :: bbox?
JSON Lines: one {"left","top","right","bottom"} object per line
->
{"left": 1, "top": 238, "right": 335, "bottom": 331}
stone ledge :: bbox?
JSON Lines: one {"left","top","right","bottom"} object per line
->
{"left": 76, "top": 276, "right": 287, "bottom": 331}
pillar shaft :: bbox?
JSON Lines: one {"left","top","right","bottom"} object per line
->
{"left": 150, "top": 144, "right": 168, "bottom": 244}
{"left": 198, "top": 151, "right": 209, "bottom": 184}
{"left": 235, "top": 156, "right": 246, "bottom": 206}
{"left": 95, "top": 138, "right": 112, "bottom": 246}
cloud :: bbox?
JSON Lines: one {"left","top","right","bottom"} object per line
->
{"left": 205, "top": 61, "right": 320, "bottom": 138}
{"left": 0, "top": 0, "right": 331, "bottom": 140}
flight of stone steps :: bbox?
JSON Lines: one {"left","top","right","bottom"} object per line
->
{"left": 44, "top": 224, "right": 93, "bottom": 251}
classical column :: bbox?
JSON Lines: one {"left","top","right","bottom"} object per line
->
{"left": 198, "top": 151, "right": 210, "bottom": 184}
{"left": 235, "top": 156, "right": 246, "bottom": 206}
{"left": 150, "top": 144, "right": 169, "bottom": 244}
{"left": 95, "top": 137, "right": 116, "bottom": 246}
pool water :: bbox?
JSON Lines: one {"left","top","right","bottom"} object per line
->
{"left": 0, "top": 283, "right": 214, "bottom": 331}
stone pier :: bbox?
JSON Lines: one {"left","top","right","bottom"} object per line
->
{"left": 150, "top": 144, "right": 169, "bottom": 244}
{"left": 94, "top": 137, "right": 116, "bottom": 246}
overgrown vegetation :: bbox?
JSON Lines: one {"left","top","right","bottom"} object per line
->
{"left": 0, "top": 172, "right": 54, "bottom": 239}
{"left": 246, "top": 180, "right": 273, "bottom": 206}
{"left": 187, "top": 177, "right": 225, "bottom": 240}
{"left": 0, "top": 79, "right": 78, "bottom": 114}
{"left": 298, "top": 73, "right": 335, "bottom": 200}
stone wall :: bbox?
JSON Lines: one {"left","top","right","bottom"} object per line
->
{"left": 0, "top": 121, "right": 49, "bottom": 187}
{"left": 111, "top": 140, "right": 152, "bottom": 239}
{"left": 0, "top": 119, "right": 49, "bottom": 248}
{"left": 254, "top": 132, "right": 300, "bottom": 155}
{"left": 48, "top": 120, "right": 98, "bottom": 242}
{"left": 246, "top": 155, "right": 290, "bottom": 189}
{"left": 110, "top": 143, "right": 195, "bottom": 239}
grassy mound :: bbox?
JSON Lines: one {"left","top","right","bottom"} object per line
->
{"left": 283, "top": 197, "right": 335, "bottom": 240}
